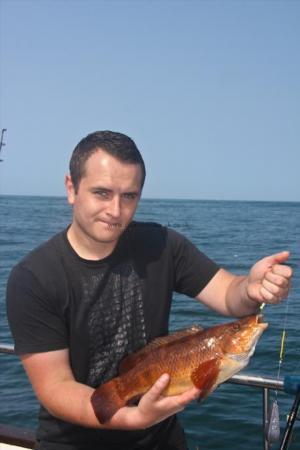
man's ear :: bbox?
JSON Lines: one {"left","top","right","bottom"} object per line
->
{"left": 65, "top": 175, "right": 76, "bottom": 205}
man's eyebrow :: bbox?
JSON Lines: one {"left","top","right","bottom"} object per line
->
{"left": 124, "top": 190, "right": 140, "bottom": 195}
{"left": 90, "top": 187, "right": 140, "bottom": 195}
{"left": 90, "top": 186, "right": 112, "bottom": 192}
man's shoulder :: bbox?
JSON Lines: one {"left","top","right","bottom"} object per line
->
{"left": 14, "top": 230, "right": 67, "bottom": 275}
{"left": 128, "top": 221, "right": 186, "bottom": 240}
{"left": 127, "top": 221, "right": 166, "bottom": 242}
{"left": 124, "top": 221, "right": 187, "bottom": 259}
{"left": 129, "top": 220, "right": 164, "bottom": 233}
{"left": 127, "top": 221, "right": 186, "bottom": 243}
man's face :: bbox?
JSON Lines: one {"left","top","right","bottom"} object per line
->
{"left": 66, "top": 148, "right": 142, "bottom": 247}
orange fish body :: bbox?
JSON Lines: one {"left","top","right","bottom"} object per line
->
{"left": 91, "top": 315, "right": 268, "bottom": 423}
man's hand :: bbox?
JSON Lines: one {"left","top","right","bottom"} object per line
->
{"left": 246, "top": 251, "right": 292, "bottom": 305}
{"left": 197, "top": 251, "right": 293, "bottom": 317}
{"left": 108, "top": 374, "right": 200, "bottom": 430}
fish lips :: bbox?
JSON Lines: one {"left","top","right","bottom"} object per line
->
{"left": 229, "top": 318, "right": 268, "bottom": 363}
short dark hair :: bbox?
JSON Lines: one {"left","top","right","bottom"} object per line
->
{"left": 69, "top": 130, "right": 146, "bottom": 192}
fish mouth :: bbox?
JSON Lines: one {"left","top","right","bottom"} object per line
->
{"left": 228, "top": 315, "right": 268, "bottom": 362}
{"left": 256, "top": 314, "right": 268, "bottom": 331}
{"left": 230, "top": 329, "right": 263, "bottom": 362}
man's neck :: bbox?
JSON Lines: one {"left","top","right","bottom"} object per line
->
{"left": 67, "top": 225, "right": 118, "bottom": 261}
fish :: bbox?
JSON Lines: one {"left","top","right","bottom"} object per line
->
{"left": 91, "top": 314, "right": 268, "bottom": 423}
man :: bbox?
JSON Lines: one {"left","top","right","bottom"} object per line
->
{"left": 6, "top": 130, "right": 292, "bottom": 450}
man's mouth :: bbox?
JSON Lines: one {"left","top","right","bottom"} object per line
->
{"left": 98, "top": 220, "right": 123, "bottom": 229}
{"left": 106, "top": 223, "right": 122, "bottom": 229}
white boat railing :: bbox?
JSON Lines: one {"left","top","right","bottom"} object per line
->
{"left": 1, "top": 344, "right": 299, "bottom": 450}
{"left": 0, "top": 344, "right": 14, "bottom": 354}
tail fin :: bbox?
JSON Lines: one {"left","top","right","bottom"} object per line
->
{"left": 91, "top": 378, "right": 126, "bottom": 423}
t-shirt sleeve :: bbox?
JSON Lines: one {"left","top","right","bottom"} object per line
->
{"left": 168, "top": 228, "right": 220, "bottom": 297}
{"left": 6, "top": 264, "right": 68, "bottom": 355}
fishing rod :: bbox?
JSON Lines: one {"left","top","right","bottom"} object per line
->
{"left": 262, "top": 291, "right": 290, "bottom": 446}
{"left": 279, "top": 378, "right": 300, "bottom": 450}
{"left": 0, "top": 128, "right": 7, "bottom": 162}
{"left": 262, "top": 271, "right": 299, "bottom": 449}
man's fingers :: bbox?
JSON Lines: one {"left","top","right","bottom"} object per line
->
{"left": 264, "top": 251, "right": 290, "bottom": 266}
{"left": 142, "top": 376, "right": 200, "bottom": 409}
{"left": 260, "top": 285, "right": 289, "bottom": 304}
{"left": 262, "top": 279, "right": 285, "bottom": 296}
{"left": 261, "top": 264, "right": 292, "bottom": 304}
{"left": 271, "top": 264, "right": 293, "bottom": 279}
{"left": 260, "top": 286, "right": 279, "bottom": 303}
{"left": 130, "top": 378, "right": 201, "bottom": 429}
{"left": 264, "top": 270, "right": 290, "bottom": 287}
{"left": 174, "top": 387, "right": 201, "bottom": 408}
{"left": 145, "top": 374, "right": 170, "bottom": 402}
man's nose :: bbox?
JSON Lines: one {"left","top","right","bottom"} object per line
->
{"left": 107, "top": 196, "right": 121, "bottom": 218}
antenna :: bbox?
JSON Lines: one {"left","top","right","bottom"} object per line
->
{"left": 0, "top": 128, "right": 7, "bottom": 162}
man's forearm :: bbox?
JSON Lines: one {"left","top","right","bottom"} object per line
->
{"left": 198, "top": 252, "right": 291, "bottom": 317}
{"left": 38, "top": 379, "right": 104, "bottom": 429}
{"left": 197, "top": 269, "right": 261, "bottom": 317}
{"left": 225, "top": 275, "right": 260, "bottom": 317}
{"left": 36, "top": 379, "right": 132, "bottom": 430}
{"left": 21, "top": 350, "right": 199, "bottom": 431}
{"left": 38, "top": 376, "right": 200, "bottom": 431}
{"left": 35, "top": 379, "right": 143, "bottom": 430}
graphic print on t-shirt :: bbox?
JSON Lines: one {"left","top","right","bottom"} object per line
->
{"left": 84, "top": 260, "right": 146, "bottom": 386}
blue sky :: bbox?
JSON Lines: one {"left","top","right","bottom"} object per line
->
{"left": 0, "top": 0, "right": 299, "bottom": 201}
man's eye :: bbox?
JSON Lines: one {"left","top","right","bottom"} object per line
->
{"left": 123, "top": 193, "right": 137, "bottom": 200}
{"left": 95, "top": 191, "right": 109, "bottom": 198}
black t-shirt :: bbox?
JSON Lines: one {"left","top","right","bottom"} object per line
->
{"left": 6, "top": 221, "right": 219, "bottom": 450}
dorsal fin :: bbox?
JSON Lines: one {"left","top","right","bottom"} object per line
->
{"left": 119, "top": 325, "right": 204, "bottom": 374}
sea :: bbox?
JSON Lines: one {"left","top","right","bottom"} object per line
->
{"left": 0, "top": 195, "right": 299, "bottom": 450}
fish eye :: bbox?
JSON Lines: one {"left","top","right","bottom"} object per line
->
{"left": 233, "top": 324, "right": 240, "bottom": 331}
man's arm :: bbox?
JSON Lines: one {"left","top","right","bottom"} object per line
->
{"left": 196, "top": 251, "right": 292, "bottom": 317}
{"left": 21, "top": 349, "right": 200, "bottom": 430}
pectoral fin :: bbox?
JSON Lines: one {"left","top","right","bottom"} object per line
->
{"left": 191, "top": 358, "right": 220, "bottom": 401}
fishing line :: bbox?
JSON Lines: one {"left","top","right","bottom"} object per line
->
{"left": 277, "top": 297, "right": 290, "bottom": 381}
{"left": 261, "top": 293, "right": 291, "bottom": 445}
{"left": 270, "top": 296, "right": 290, "bottom": 444}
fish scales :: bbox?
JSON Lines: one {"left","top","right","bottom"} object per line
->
{"left": 91, "top": 314, "right": 268, "bottom": 423}
{"left": 123, "top": 331, "right": 220, "bottom": 394}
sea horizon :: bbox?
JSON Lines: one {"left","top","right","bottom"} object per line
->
{"left": 0, "top": 193, "right": 299, "bottom": 204}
